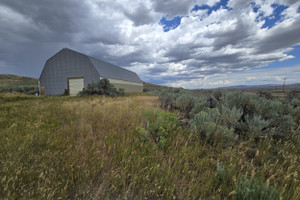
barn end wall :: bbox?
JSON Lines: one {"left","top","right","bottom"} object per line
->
{"left": 107, "top": 78, "right": 143, "bottom": 93}
{"left": 39, "top": 49, "right": 100, "bottom": 95}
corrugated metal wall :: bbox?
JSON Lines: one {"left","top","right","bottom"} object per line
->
{"left": 39, "top": 49, "right": 100, "bottom": 95}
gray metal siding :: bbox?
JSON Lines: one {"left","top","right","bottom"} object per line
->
{"left": 39, "top": 49, "right": 100, "bottom": 95}
{"left": 88, "top": 57, "right": 142, "bottom": 83}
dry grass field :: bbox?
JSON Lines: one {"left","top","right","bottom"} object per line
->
{"left": 0, "top": 93, "right": 299, "bottom": 199}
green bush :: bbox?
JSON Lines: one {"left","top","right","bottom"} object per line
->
{"left": 189, "top": 97, "right": 208, "bottom": 119}
{"left": 217, "top": 162, "right": 233, "bottom": 182}
{"left": 0, "top": 86, "right": 38, "bottom": 95}
{"left": 80, "top": 82, "right": 98, "bottom": 95}
{"left": 286, "top": 89, "right": 300, "bottom": 101}
{"left": 269, "top": 115, "right": 296, "bottom": 137}
{"left": 214, "top": 162, "right": 235, "bottom": 197}
{"left": 257, "top": 90, "right": 273, "bottom": 100}
{"left": 175, "top": 93, "right": 195, "bottom": 114}
{"left": 191, "top": 109, "right": 234, "bottom": 144}
{"left": 135, "top": 126, "right": 149, "bottom": 143}
{"left": 254, "top": 98, "right": 280, "bottom": 119}
{"left": 219, "top": 105, "right": 243, "bottom": 128}
{"left": 212, "top": 89, "right": 223, "bottom": 101}
{"left": 159, "top": 92, "right": 178, "bottom": 109}
{"left": 292, "top": 107, "right": 300, "bottom": 124}
{"left": 138, "top": 111, "right": 179, "bottom": 149}
{"left": 78, "top": 78, "right": 123, "bottom": 97}
{"left": 244, "top": 114, "right": 269, "bottom": 136}
{"left": 291, "top": 98, "right": 300, "bottom": 108}
{"left": 155, "top": 89, "right": 299, "bottom": 141}
{"left": 235, "top": 176, "right": 280, "bottom": 200}
{"left": 118, "top": 88, "right": 125, "bottom": 96}
{"left": 220, "top": 92, "right": 256, "bottom": 118}
{"left": 155, "top": 112, "right": 180, "bottom": 133}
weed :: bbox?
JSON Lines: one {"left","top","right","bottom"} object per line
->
{"left": 235, "top": 175, "right": 280, "bottom": 200}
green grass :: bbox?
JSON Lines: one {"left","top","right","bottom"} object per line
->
{"left": 0, "top": 93, "right": 299, "bottom": 199}
{"left": 0, "top": 74, "right": 38, "bottom": 88}
{"left": 143, "top": 82, "right": 178, "bottom": 92}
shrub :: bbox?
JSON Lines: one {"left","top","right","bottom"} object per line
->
{"left": 189, "top": 97, "right": 208, "bottom": 119}
{"left": 106, "top": 86, "right": 118, "bottom": 97}
{"left": 153, "top": 112, "right": 179, "bottom": 149}
{"left": 138, "top": 111, "right": 179, "bottom": 149}
{"left": 254, "top": 98, "right": 281, "bottom": 119}
{"left": 135, "top": 126, "right": 149, "bottom": 143}
{"left": 220, "top": 92, "right": 256, "bottom": 118}
{"left": 277, "top": 103, "right": 293, "bottom": 116}
{"left": 214, "top": 162, "right": 235, "bottom": 197}
{"left": 98, "top": 78, "right": 110, "bottom": 94}
{"left": 26, "top": 87, "right": 38, "bottom": 95}
{"left": 219, "top": 105, "right": 243, "bottom": 128}
{"left": 291, "top": 98, "right": 300, "bottom": 108}
{"left": 212, "top": 89, "right": 223, "bottom": 101}
{"left": 235, "top": 176, "right": 280, "bottom": 200}
{"left": 78, "top": 79, "right": 123, "bottom": 97}
{"left": 175, "top": 93, "right": 195, "bottom": 114}
{"left": 292, "top": 107, "right": 300, "bottom": 124}
{"left": 153, "top": 112, "right": 180, "bottom": 134}
{"left": 268, "top": 115, "right": 296, "bottom": 137}
{"left": 143, "top": 110, "right": 156, "bottom": 123}
{"left": 0, "top": 86, "right": 38, "bottom": 95}
{"left": 216, "top": 162, "right": 234, "bottom": 184}
{"left": 118, "top": 88, "right": 125, "bottom": 96}
{"left": 287, "top": 89, "right": 300, "bottom": 101}
{"left": 156, "top": 89, "right": 299, "bottom": 141}
{"left": 257, "top": 90, "right": 273, "bottom": 100}
{"left": 191, "top": 108, "right": 234, "bottom": 143}
{"left": 244, "top": 114, "right": 269, "bottom": 136}
{"left": 80, "top": 82, "right": 98, "bottom": 95}
{"left": 159, "top": 92, "right": 178, "bottom": 109}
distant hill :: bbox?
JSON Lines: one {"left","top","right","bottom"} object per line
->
{"left": 143, "top": 82, "right": 172, "bottom": 91}
{"left": 0, "top": 74, "right": 38, "bottom": 88}
{"left": 225, "top": 83, "right": 300, "bottom": 90}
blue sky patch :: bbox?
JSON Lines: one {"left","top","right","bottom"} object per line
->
{"left": 192, "top": 0, "right": 230, "bottom": 15}
{"left": 262, "top": 4, "right": 288, "bottom": 29}
{"left": 160, "top": 16, "right": 182, "bottom": 32}
{"left": 250, "top": 2, "right": 260, "bottom": 13}
{"left": 297, "top": 5, "right": 300, "bottom": 13}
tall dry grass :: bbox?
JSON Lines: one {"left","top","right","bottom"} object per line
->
{"left": 0, "top": 94, "right": 299, "bottom": 199}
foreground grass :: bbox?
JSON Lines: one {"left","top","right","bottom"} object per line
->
{"left": 0, "top": 94, "right": 299, "bottom": 199}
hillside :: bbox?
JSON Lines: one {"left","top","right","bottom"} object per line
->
{"left": 143, "top": 82, "right": 171, "bottom": 91}
{"left": 0, "top": 74, "right": 38, "bottom": 88}
{"left": 225, "top": 83, "right": 300, "bottom": 89}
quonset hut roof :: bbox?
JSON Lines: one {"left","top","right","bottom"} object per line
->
{"left": 88, "top": 57, "right": 142, "bottom": 83}
{"left": 48, "top": 48, "right": 143, "bottom": 83}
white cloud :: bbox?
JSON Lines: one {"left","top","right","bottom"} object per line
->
{"left": 0, "top": 0, "right": 299, "bottom": 88}
{"left": 166, "top": 65, "right": 300, "bottom": 89}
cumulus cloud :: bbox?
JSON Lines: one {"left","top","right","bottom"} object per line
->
{"left": 166, "top": 65, "right": 300, "bottom": 89}
{"left": 0, "top": 0, "right": 300, "bottom": 87}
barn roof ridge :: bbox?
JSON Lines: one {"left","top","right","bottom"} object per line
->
{"left": 61, "top": 48, "right": 142, "bottom": 83}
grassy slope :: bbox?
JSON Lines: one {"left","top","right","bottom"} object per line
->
{"left": 143, "top": 82, "right": 177, "bottom": 91}
{"left": 0, "top": 94, "right": 299, "bottom": 199}
{"left": 0, "top": 74, "right": 38, "bottom": 88}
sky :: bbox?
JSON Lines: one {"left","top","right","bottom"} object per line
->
{"left": 0, "top": 0, "right": 300, "bottom": 89}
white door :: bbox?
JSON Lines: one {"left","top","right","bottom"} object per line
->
{"left": 68, "top": 78, "right": 84, "bottom": 96}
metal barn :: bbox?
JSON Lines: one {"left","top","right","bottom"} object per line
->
{"left": 39, "top": 48, "right": 143, "bottom": 96}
